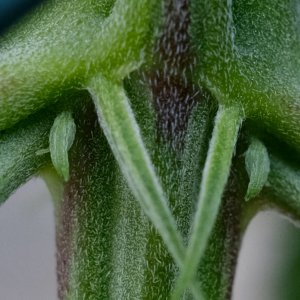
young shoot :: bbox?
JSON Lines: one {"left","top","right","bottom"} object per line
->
{"left": 245, "top": 138, "right": 270, "bottom": 201}
{"left": 49, "top": 111, "right": 76, "bottom": 182}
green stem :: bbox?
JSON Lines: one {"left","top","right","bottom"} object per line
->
{"left": 0, "top": 0, "right": 157, "bottom": 130}
{"left": 108, "top": 172, "right": 149, "bottom": 299}
{"left": 191, "top": 0, "right": 235, "bottom": 103}
{"left": 56, "top": 103, "right": 119, "bottom": 299}
{"left": 173, "top": 105, "right": 243, "bottom": 299}
{"left": 91, "top": 0, "right": 159, "bottom": 79}
{"left": 264, "top": 152, "right": 300, "bottom": 219}
{"left": 88, "top": 75, "right": 204, "bottom": 299}
{"left": 88, "top": 75, "right": 185, "bottom": 266}
{"left": 0, "top": 109, "right": 54, "bottom": 203}
{"left": 198, "top": 169, "right": 246, "bottom": 300}
{"left": 0, "top": 0, "right": 103, "bottom": 130}
{"left": 242, "top": 147, "right": 300, "bottom": 226}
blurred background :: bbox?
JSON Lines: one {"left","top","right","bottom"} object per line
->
{"left": 0, "top": 179, "right": 300, "bottom": 300}
{"left": 0, "top": 179, "right": 57, "bottom": 300}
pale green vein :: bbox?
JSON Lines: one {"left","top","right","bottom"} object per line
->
{"left": 49, "top": 111, "right": 76, "bottom": 182}
{"left": 245, "top": 137, "right": 270, "bottom": 201}
{"left": 88, "top": 75, "right": 202, "bottom": 299}
{"left": 172, "top": 106, "right": 243, "bottom": 299}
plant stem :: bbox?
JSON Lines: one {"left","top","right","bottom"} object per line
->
{"left": 56, "top": 101, "right": 119, "bottom": 299}
{"left": 0, "top": 0, "right": 157, "bottom": 130}
{"left": 262, "top": 151, "right": 300, "bottom": 220}
{"left": 55, "top": 96, "right": 203, "bottom": 299}
{"left": 198, "top": 167, "right": 246, "bottom": 300}
{"left": 173, "top": 105, "right": 243, "bottom": 299}
{"left": 0, "top": 108, "right": 54, "bottom": 203}
{"left": 88, "top": 75, "right": 186, "bottom": 269}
